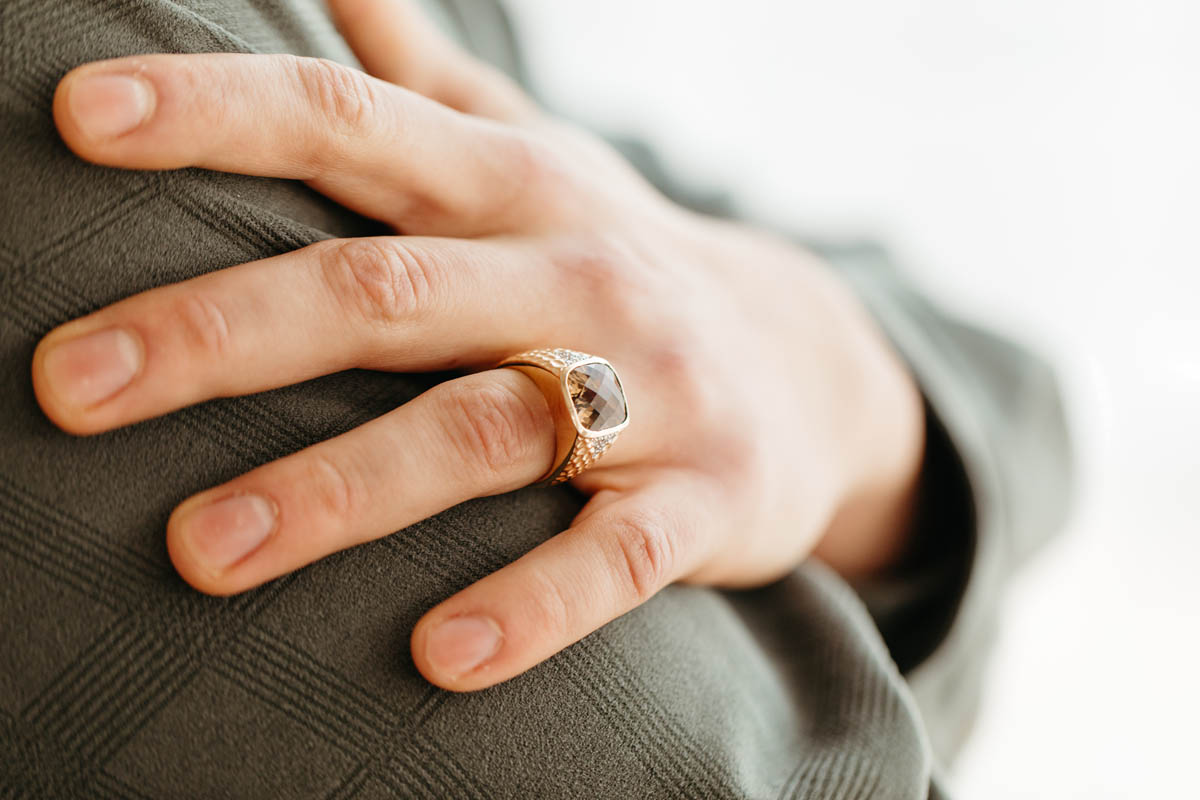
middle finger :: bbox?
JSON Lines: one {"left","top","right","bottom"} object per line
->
{"left": 32, "top": 236, "right": 558, "bottom": 435}
{"left": 165, "top": 367, "right": 556, "bottom": 595}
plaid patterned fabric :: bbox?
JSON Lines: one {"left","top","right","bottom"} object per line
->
{"left": 0, "top": 1, "right": 1072, "bottom": 798}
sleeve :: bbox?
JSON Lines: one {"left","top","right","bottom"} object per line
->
{"left": 819, "top": 239, "right": 1075, "bottom": 761}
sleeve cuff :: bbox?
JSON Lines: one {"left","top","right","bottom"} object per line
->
{"left": 848, "top": 396, "right": 977, "bottom": 675}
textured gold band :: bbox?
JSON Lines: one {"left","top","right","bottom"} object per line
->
{"left": 497, "top": 348, "right": 629, "bottom": 486}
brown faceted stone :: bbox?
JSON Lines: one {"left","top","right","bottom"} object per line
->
{"left": 566, "top": 362, "right": 627, "bottom": 432}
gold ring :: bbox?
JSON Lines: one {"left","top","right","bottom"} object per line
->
{"left": 498, "top": 348, "right": 630, "bottom": 486}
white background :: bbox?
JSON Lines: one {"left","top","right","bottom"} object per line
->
{"left": 505, "top": 1, "right": 1199, "bottom": 797}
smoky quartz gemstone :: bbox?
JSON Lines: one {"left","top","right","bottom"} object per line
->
{"left": 566, "top": 362, "right": 627, "bottom": 432}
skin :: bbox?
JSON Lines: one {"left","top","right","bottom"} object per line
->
{"left": 32, "top": 0, "right": 925, "bottom": 692}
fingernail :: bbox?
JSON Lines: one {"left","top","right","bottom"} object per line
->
{"left": 425, "top": 616, "right": 503, "bottom": 679}
{"left": 42, "top": 327, "right": 142, "bottom": 408}
{"left": 179, "top": 494, "right": 277, "bottom": 574}
{"left": 68, "top": 73, "right": 155, "bottom": 139}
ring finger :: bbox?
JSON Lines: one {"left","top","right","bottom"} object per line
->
{"left": 166, "top": 367, "right": 555, "bottom": 595}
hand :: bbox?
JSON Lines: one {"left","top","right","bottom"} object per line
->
{"left": 34, "top": 0, "right": 925, "bottom": 691}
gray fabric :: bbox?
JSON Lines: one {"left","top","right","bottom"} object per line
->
{"left": 0, "top": 1, "right": 1072, "bottom": 797}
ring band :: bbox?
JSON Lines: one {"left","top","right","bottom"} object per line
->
{"left": 498, "top": 348, "right": 630, "bottom": 486}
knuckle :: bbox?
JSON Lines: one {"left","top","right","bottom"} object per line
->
{"left": 304, "top": 452, "right": 365, "bottom": 522}
{"left": 555, "top": 234, "right": 625, "bottom": 285}
{"left": 292, "top": 56, "right": 378, "bottom": 134}
{"left": 609, "top": 510, "right": 676, "bottom": 604}
{"left": 647, "top": 334, "right": 696, "bottom": 386}
{"left": 168, "top": 293, "right": 232, "bottom": 361}
{"left": 551, "top": 234, "right": 653, "bottom": 323}
{"left": 438, "top": 379, "right": 548, "bottom": 480}
{"left": 646, "top": 330, "right": 712, "bottom": 411}
{"left": 504, "top": 133, "right": 560, "bottom": 186}
{"left": 318, "top": 239, "right": 436, "bottom": 326}
{"left": 522, "top": 568, "right": 573, "bottom": 640}
{"left": 489, "top": 132, "right": 568, "bottom": 212}
{"left": 165, "top": 59, "right": 225, "bottom": 129}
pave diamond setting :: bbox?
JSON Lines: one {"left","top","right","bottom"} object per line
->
{"left": 566, "top": 362, "right": 628, "bottom": 433}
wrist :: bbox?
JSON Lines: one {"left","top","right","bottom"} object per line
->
{"left": 813, "top": 285, "right": 927, "bottom": 578}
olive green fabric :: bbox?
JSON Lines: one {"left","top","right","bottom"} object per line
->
{"left": 0, "top": 1, "right": 1072, "bottom": 797}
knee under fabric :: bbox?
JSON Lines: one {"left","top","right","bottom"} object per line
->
{"left": 0, "top": 1, "right": 1034, "bottom": 797}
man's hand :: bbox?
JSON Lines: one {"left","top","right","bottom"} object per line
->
{"left": 34, "top": 0, "right": 924, "bottom": 691}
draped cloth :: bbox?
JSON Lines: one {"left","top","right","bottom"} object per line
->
{"left": 0, "top": 1, "right": 1072, "bottom": 797}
